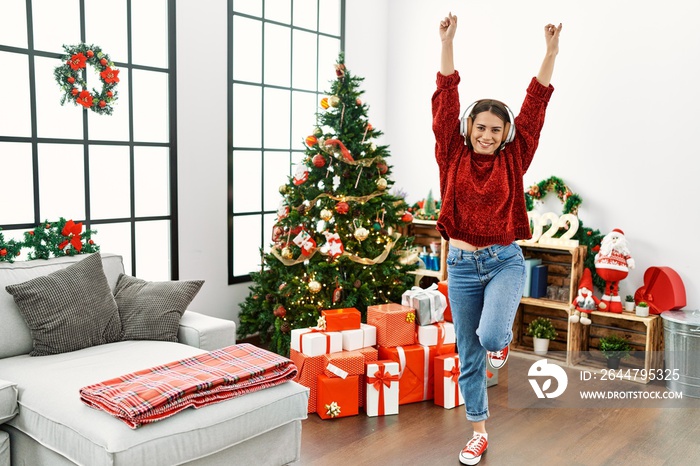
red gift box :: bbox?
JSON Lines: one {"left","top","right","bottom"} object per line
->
{"left": 437, "top": 281, "right": 452, "bottom": 322}
{"left": 290, "top": 349, "right": 325, "bottom": 413}
{"left": 316, "top": 374, "right": 359, "bottom": 419}
{"left": 322, "top": 308, "right": 361, "bottom": 332}
{"left": 378, "top": 343, "right": 455, "bottom": 405}
{"left": 367, "top": 303, "right": 416, "bottom": 347}
{"left": 357, "top": 346, "right": 378, "bottom": 408}
{"left": 323, "top": 350, "right": 365, "bottom": 378}
{"left": 634, "top": 266, "right": 686, "bottom": 315}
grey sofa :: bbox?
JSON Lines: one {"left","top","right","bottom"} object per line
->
{"left": 0, "top": 253, "right": 308, "bottom": 466}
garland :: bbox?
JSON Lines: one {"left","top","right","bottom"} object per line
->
{"left": 54, "top": 43, "right": 119, "bottom": 115}
{"left": 0, "top": 218, "right": 99, "bottom": 263}
{"left": 524, "top": 176, "right": 606, "bottom": 292}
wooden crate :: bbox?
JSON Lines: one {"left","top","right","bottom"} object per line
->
{"left": 512, "top": 303, "right": 571, "bottom": 365}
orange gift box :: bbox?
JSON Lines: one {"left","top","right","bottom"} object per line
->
{"left": 434, "top": 353, "right": 464, "bottom": 409}
{"left": 367, "top": 303, "right": 416, "bottom": 347}
{"left": 316, "top": 374, "right": 359, "bottom": 420}
{"left": 322, "top": 308, "right": 361, "bottom": 332}
{"left": 378, "top": 343, "right": 455, "bottom": 405}
{"left": 438, "top": 281, "right": 452, "bottom": 322}
{"left": 290, "top": 349, "right": 325, "bottom": 413}
{"left": 323, "top": 350, "right": 365, "bottom": 378}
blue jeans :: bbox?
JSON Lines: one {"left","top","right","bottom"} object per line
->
{"left": 446, "top": 242, "right": 526, "bottom": 422}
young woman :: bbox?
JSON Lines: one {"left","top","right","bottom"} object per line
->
{"left": 432, "top": 12, "right": 562, "bottom": 466}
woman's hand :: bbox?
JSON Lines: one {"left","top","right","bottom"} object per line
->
{"left": 439, "top": 12, "right": 458, "bottom": 43}
{"left": 544, "top": 23, "right": 562, "bottom": 56}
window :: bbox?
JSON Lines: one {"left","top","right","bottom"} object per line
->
{"left": 0, "top": 0, "right": 177, "bottom": 280}
{"left": 228, "top": 0, "right": 345, "bottom": 283}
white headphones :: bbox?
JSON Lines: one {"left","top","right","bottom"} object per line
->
{"left": 459, "top": 100, "right": 516, "bottom": 149}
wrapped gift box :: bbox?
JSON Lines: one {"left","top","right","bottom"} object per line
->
{"left": 434, "top": 354, "right": 464, "bottom": 409}
{"left": 416, "top": 322, "right": 456, "bottom": 347}
{"left": 401, "top": 284, "right": 447, "bottom": 326}
{"left": 378, "top": 343, "right": 454, "bottom": 404}
{"left": 290, "top": 349, "right": 326, "bottom": 413}
{"left": 322, "top": 307, "right": 361, "bottom": 331}
{"left": 367, "top": 303, "right": 416, "bottom": 347}
{"left": 365, "top": 361, "right": 399, "bottom": 417}
{"left": 316, "top": 374, "right": 359, "bottom": 420}
{"left": 340, "top": 323, "right": 375, "bottom": 351}
{"left": 290, "top": 327, "right": 342, "bottom": 357}
{"left": 487, "top": 366, "right": 498, "bottom": 388}
{"left": 323, "top": 350, "right": 365, "bottom": 378}
{"left": 437, "top": 281, "right": 452, "bottom": 322}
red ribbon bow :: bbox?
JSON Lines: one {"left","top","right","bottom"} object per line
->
{"left": 367, "top": 363, "right": 399, "bottom": 416}
{"left": 58, "top": 220, "right": 83, "bottom": 252}
{"left": 444, "top": 357, "right": 461, "bottom": 407}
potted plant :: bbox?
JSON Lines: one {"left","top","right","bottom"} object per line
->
{"left": 526, "top": 317, "right": 557, "bottom": 355}
{"left": 599, "top": 335, "right": 632, "bottom": 369}
{"left": 636, "top": 301, "right": 650, "bottom": 317}
{"left": 624, "top": 295, "right": 636, "bottom": 312}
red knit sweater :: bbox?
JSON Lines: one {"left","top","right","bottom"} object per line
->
{"left": 432, "top": 71, "right": 554, "bottom": 247}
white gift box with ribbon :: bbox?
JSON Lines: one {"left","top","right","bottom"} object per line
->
{"left": 401, "top": 283, "right": 447, "bottom": 326}
{"left": 365, "top": 361, "right": 399, "bottom": 417}
{"left": 290, "top": 327, "right": 342, "bottom": 357}
{"left": 341, "top": 323, "right": 377, "bottom": 351}
{"left": 417, "top": 322, "right": 456, "bottom": 347}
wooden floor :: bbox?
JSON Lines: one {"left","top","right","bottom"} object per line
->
{"left": 299, "top": 353, "right": 700, "bottom": 466}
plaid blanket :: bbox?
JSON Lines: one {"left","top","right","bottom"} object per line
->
{"left": 79, "top": 343, "right": 297, "bottom": 428}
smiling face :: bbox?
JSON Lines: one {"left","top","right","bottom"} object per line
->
{"left": 470, "top": 111, "right": 506, "bottom": 155}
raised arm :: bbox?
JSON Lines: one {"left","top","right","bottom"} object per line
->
{"left": 439, "top": 12, "right": 458, "bottom": 76}
{"left": 536, "top": 23, "right": 562, "bottom": 87}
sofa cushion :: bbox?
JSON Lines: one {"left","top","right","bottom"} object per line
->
{"left": 114, "top": 274, "right": 204, "bottom": 342}
{"left": 0, "top": 341, "right": 309, "bottom": 466}
{"left": 5, "top": 253, "right": 122, "bottom": 356}
{"left": 0, "top": 379, "right": 18, "bottom": 424}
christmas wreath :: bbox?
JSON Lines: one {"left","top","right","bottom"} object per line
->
{"left": 54, "top": 43, "right": 119, "bottom": 115}
{"left": 0, "top": 219, "right": 99, "bottom": 263}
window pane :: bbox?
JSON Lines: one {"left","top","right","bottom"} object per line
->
{"left": 0, "top": 143, "right": 34, "bottom": 225}
{"left": 89, "top": 145, "right": 131, "bottom": 219}
{"left": 132, "top": 0, "right": 168, "bottom": 68}
{"left": 263, "top": 87, "right": 290, "bottom": 149}
{"left": 0, "top": 52, "right": 31, "bottom": 137}
{"left": 85, "top": 0, "right": 128, "bottom": 64}
{"left": 90, "top": 222, "right": 133, "bottom": 275}
{"left": 233, "top": 151, "right": 262, "bottom": 213}
{"left": 263, "top": 151, "right": 290, "bottom": 211}
{"left": 264, "top": 23, "right": 290, "bottom": 87}
{"left": 265, "top": 0, "right": 291, "bottom": 24}
{"left": 135, "top": 220, "right": 170, "bottom": 280}
{"left": 134, "top": 146, "right": 169, "bottom": 217}
{"left": 319, "top": 0, "right": 341, "bottom": 36}
{"left": 88, "top": 70, "right": 130, "bottom": 141}
{"left": 292, "top": 30, "right": 317, "bottom": 91}
{"left": 0, "top": 1, "right": 28, "bottom": 48}
{"left": 291, "top": 91, "right": 317, "bottom": 147}
{"left": 38, "top": 143, "right": 85, "bottom": 221}
{"left": 232, "top": 0, "right": 261, "bottom": 16}
{"left": 233, "top": 16, "right": 262, "bottom": 83}
{"left": 132, "top": 69, "right": 169, "bottom": 143}
{"left": 318, "top": 36, "right": 341, "bottom": 91}
{"left": 233, "top": 84, "right": 261, "bottom": 147}
{"left": 32, "top": 0, "right": 80, "bottom": 53}
{"left": 293, "top": 0, "right": 318, "bottom": 30}
{"left": 35, "top": 56, "right": 83, "bottom": 140}
{"left": 233, "top": 215, "right": 262, "bottom": 276}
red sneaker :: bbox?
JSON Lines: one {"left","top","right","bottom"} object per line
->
{"left": 487, "top": 346, "right": 509, "bottom": 369}
{"left": 459, "top": 432, "right": 488, "bottom": 465}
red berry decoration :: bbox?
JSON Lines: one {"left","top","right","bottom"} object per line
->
{"left": 67, "top": 76, "right": 75, "bottom": 84}
{"left": 71, "top": 88, "right": 79, "bottom": 96}
{"left": 312, "top": 153, "right": 326, "bottom": 168}
{"left": 0, "top": 249, "right": 7, "bottom": 257}
{"left": 401, "top": 212, "right": 414, "bottom": 223}
{"left": 335, "top": 201, "right": 350, "bottom": 215}
{"left": 86, "top": 50, "right": 94, "bottom": 57}
{"left": 107, "top": 91, "right": 113, "bottom": 98}
{"left": 99, "top": 100, "right": 106, "bottom": 108}
{"left": 100, "top": 58, "right": 108, "bottom": 66}
{"left": 273, "top": 305, "right": 287, "bottom": 318}
{"left": 377, "top": 162, "right": 388, "bottom": 175}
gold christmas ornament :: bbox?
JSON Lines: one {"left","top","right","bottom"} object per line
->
{"left": 329, "top": 95, "right": 340, "bottom": 107}
{"left": 320, "top": 209, "right": 333, "bottom": 221}
{"left": 279, "top": 184, "right": 288, "bottom": 194}
{"left": 376, "top": 177, "right": 388, "bottom": 190}
{"left": 309, "top": 280, "right": 322, "bottom": 294}
{"left": 281, "top": 247, "right": 293, "bottom": 259}
{"left": 354, "top": 227, "right": 369, "bottom": 242}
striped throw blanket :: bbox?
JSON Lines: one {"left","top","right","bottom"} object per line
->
{"left": 80, "top": 343, "right": 297, "bottom": 428}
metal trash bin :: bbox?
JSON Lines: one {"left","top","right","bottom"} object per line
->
{"left": 661, "top": 309, "right": 700, "bottom": 398}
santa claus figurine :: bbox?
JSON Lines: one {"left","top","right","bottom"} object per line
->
{"left": 569, "top": 268, "right": 606, "bottom": 325}
{"left": 594, "top": 229, "right": 635, "bottom": 313}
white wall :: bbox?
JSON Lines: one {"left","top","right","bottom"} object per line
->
{"left": 175, "top": 0, "right": 700, "bottom": 325}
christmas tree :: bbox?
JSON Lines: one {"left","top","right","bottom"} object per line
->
{"left": 238, "top": 53, "right": 419, "bottom": 355}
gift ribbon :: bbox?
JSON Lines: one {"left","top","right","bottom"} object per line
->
{"left": 403, "top": 284, "right": 447, "bottom": 325}
{"left": 421, "top": 345, "right": 430, "bottom": 400}
{"left": 443, "top": 357, "right": 461, "bottom": 407}
{"left": 368, "top": 363, "right": 399, "bottom": 416}
{"left": 326, "top": 363, "right": 348, "bottom": 379}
